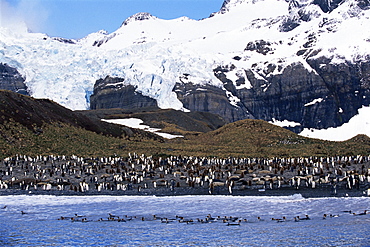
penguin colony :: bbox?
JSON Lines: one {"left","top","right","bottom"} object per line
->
{"left": 0, "top": 154, "right": 369, "bottom": 196}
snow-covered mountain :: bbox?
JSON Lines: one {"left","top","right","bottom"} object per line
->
{"left": 1, "top": 0, "right": 370, "bottom": 141}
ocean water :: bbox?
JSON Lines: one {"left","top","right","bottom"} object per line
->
{"left": 0, "top": 194, "right": 369, "bottom": 246}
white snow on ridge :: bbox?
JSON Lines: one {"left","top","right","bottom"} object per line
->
{"left": 299, "top": 106, "right": 370, "bottom": 141}
{"left": 102, "top": 118, "right": 184, "bottom": 139}
{"left": 269, "top": 118, "right": 301, "bottom": 128}
{"left": 304, "top": 98, "right": 323, "bottom": 107}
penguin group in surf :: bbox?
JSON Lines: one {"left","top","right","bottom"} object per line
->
{"left": 52, "top": 210, "right": 368, "bottom": 225}
{"left": 1, "top": 204, "right": 368, "bottom": 226}
{"left": 0, "top": 153, "right": 369, "bottom": 196}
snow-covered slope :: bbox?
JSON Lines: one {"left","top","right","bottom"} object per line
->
{"left": 299, "top": 106, "right": 370, "bottom": 141}
{"left": 1, "top": 0, "right": 370, "bottom": 141}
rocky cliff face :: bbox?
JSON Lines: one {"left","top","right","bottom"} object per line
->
{"left": 173, "top": 81, "right": 254, "bottom": 123}
{"left": 0, "top": 63, "right": 29, "bottom": 95}
{"left": 90, "top": 76, "right": 158, "bottom": 110}
{"left": 92, "top": 55, "right": 370, "bottom": 132}
{"left": 209, "top": 56, "right": 370, "bottom": 132}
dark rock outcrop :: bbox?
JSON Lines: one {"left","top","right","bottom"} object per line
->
{"left": 51, "top": 37, "right": 76, "bottom": 44}
{"left": 280, "top": 0, "right": 346, "bottom": 32}
{"left": 313, "top": 0, "right": 345, "bottom": 13}
{"left": 122, "top": 12, "right": 156, "bottom": 26}
{"left": 0, "top": 63, "right": 29, "bottom": 95}
{"left": 90, "top": 76, "right": 159, "bottom": 110}
{"left": 210, "top": 57, "right": 370, "bottom": 132}
{"left": 173, "top": 81, "right": 253, "bottom": 123}
{"left": 245, "top": 40, "right": 273, "bottom": 55}
{"left": 357, "top": 0, "right": 370, "bottom": 10}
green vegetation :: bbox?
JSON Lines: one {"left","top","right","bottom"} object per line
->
{"left": 1, "top": 118, "right": 370, "bottom": 160}
{"left": 1, "top": 90, "right": 369, "bottom": 159}
{"left": 0, "top": 120, "right": 166, "bottom": 159}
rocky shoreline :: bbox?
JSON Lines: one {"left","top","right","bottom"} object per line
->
{"left": 1, "top": 154, "right": 370, "bottom": 198}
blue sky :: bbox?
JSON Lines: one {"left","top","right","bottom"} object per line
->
{"left": 1, "top": 0, "right": 225, "bottom": 39}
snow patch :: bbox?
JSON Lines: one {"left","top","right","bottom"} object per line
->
{"left": 102, "top": 118, "right": 183, "bottom": 139}
{"left": 304, "top": 98, "right": 323, "bottom": 107}
{"left": 269, "top": 118, "right": 301, "bottom": 128}
{"left": 299, "top": 106, "right": 370, "bottom": 141}
{"left": 225, "top": 91, "right": 241, "bottom": 107}
{"left": 226, "top": 69, "right": 253, "bottom": 90}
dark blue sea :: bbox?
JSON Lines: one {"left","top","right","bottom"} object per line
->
{"left": 0, "top": 194, "right": 369, "bottom": 246}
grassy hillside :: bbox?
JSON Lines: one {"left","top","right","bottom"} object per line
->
{"left": 176, "top": 119, "right": 370, "bottom": 157}
{"left": 1, "top": 90, "right": 369, "bottom": 159}
{"left": 0, "top": 90, "right": 164, "bottom": 158}
{"left": 0, "top": 120, "right": 167, "bottom": 158}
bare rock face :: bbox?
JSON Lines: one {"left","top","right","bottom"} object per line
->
{"left": 90, "top": 76, "right": 158, "bottom": 110}
{"left": 245, "top": 40, "right": 273, "bottom": 55}
{"left": 312, "top": 0, "right": 346, "bottom": 13}
{"left": 0, "top": 63, "right": 29, "bottom": 95}
{"left": 122, "top": 12, "right": 157, "bottom": 26}
{"left": 173, "top": 82, "right": 253, "bottom": 123}
{"left": 210, "top": 57, "right": 370, "bottom": 132}
{"left": 305, "top": 56, "right": 370, "bottom": 127}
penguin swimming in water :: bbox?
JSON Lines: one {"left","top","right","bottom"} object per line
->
{"left": 227, "top": 220, "right": 241, "bottom": 226}
{"left": 353, "top": 210, "right": 368, "bottom": 216}
{"left": 297, "top": 215, "right": 310, "bottom": 220}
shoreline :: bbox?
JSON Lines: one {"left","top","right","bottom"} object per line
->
{"left": 0, "top": 186, "right": 368, "bottom": 198}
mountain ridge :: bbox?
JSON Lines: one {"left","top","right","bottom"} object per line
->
{"left": 0, "top": 0, "right": 369, "bottom": 141}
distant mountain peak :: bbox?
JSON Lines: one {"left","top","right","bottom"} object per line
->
{"left": 122, "top": 12, "right": 158, "bottom": 26}
{"left": 217, "top": 0, "right": 247, "bottom": 14}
